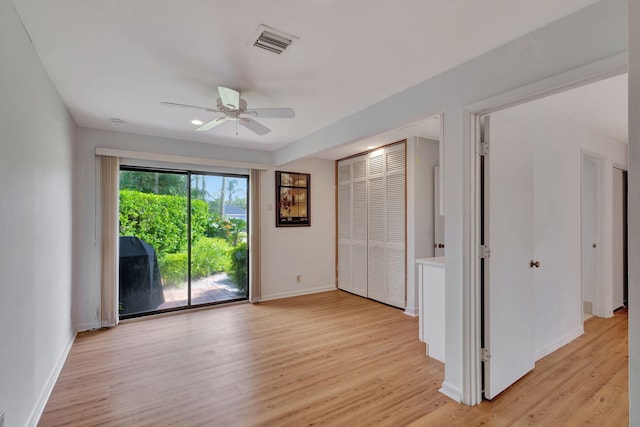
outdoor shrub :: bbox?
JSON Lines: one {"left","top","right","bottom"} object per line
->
{"left": 191, "top": 237, "right": 232, "bottom": 278}
{"left": 229, "top": 242, "right": 248, "bottom": 291}
{"left": 159, "top": 252, "right": 188, "bottom": 287}
{"left": 119, "top": 190, "right": 209, "bottom": 255}
{"left": 205, "top": 215, "right": 247, "bottom": 245}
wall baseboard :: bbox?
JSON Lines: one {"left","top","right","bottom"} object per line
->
{"left": 535, "top": 327, "right": 584, "bottom": 361}
{"left": 404, "top": 306, "right": 419, "bottom": 317}
{"left": 75, "top": 322, "right": 101, "bottom": 333}
{"left": 27, "top": 330, "right": 76, "bottom": 427}
{"left": 439, "top": 381, "right": 463, "bottom": 403}
{"left": 260, "top": 286, "right": 337, "bottom": 302}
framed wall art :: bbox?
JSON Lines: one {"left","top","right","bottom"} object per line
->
{"left": 276, "top": 171, "right": 310, "bottom": 227}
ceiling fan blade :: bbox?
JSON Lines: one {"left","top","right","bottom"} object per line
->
{"left": 196, "top": 117, "right": 229, "bottom": 131}
{"left": 239, "top": 117, "right": 270, "bottom": 135}
{"left": 247, "top": 108, "right": 295, "bottom": 119}
{"left": 218, "top": 86, "right": 241, "bottom": 110}
{"left": 161, "top": 101, "right": 220, "bottom": 113}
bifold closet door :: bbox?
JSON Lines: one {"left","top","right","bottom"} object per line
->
{"left": 338, "top": 144, "right": 405, "bottom": 308}
{"left": 337, "top": 160, "right": 352, "bottom": 293}
{"left": 351, "top": 157, "right": 368, "bottom": 297}
{"left": 337, "top": 157, "right": 368, "bottom": 297}
{"left": 367, "top": 150, "right": 386, "bottom": 302}
{"left": 385, "top": 146, "right": 406, "bottom": 308}
{"left": 367, "top": 145, "right": 406, "bottom": 308}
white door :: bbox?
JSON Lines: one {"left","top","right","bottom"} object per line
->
{"left": 367, "top": 151, "right": 387, "bottom": 303}
{"left": 612, "top": 167, "right": 625, "bottom": 309}
{"left": 385, "top": 146, "right": 406, "bottom": 308}
{"left": 337, "top": 157, "right": 368, "bottom": 298}
{"left": 337, "top": 160, "right": 353, "bottom": 293}
{"left": 483, "top": 115, "right": 536, "bottom": 400}
{"left": 434, "top": 166, "right": 445, "bottom": 257}
{"left": 351, "top": 157, "right": 369, "bottom": 297}
{"left": 581, "top": 156, "right": 600, "bottom": 317}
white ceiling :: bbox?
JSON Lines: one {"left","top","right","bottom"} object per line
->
{"left": 13, "top": 0, "right": 602, "bottom": 154}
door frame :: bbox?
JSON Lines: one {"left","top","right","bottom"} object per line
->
{"left": 460, "top": 57, "right": 626, "bottom": 404}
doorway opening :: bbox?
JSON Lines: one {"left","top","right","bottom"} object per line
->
{"left": 477, "top": 72, "right": 628, "bottom": 401}
{"left": 613, "top": 167, "right": 628, "bottom": 310}
{"left": 118, "top": 167, "right": 249, "bottom": 318}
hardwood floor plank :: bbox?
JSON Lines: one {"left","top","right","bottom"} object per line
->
{"left": 39, "top": 291, "right": 628, "bottom": 426}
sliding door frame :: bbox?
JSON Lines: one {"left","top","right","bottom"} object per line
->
{"left": 119, "top": 165, "right": 250, "bottom": 319}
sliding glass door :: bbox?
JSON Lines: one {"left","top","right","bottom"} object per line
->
{"left": 118, "top": 168, "right": 249, "bottom": 318}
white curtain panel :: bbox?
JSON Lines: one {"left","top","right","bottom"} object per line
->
{"left": 99, "top": 156, "right": 119, "bottom": 327}
{"left": 249, "top": 169, "right": 261, "bottom": 303}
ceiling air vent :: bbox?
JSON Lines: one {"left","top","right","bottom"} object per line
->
{"left": 252, "top": 25, "right": 298, "bottom": 55}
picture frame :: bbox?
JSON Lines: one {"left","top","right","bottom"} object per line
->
{"left": 275, "top": 171, "right": 310, "bottom": 227}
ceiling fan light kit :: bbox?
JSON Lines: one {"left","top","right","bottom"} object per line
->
{"left": 162, "top": 86, "right": 295, "bottom": 136}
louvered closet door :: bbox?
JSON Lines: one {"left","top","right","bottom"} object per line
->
{"left": 385, "top": 145, "right": 406, "bottom": 308}
{"left": 337, "top": 143, "right": 405, "bottom": 307}
{"left": 367, "top": 151, "right": 387, "bottom": 303}
{"left": 351, "top": 157, "right": 368, "bottom": 297}
{"left": 337, "top": 160, "right": 352, "bottom": 292}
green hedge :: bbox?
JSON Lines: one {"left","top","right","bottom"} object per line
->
{"left": 229, "top": 242, "right": 248, "bottom": 291}
{"left": 158, "top": 252, "right": 188, "bottom": 287}
{"left": 157, "top": 238, "right": 233, "bottom": 287}
{"left": 120, "top": 189, "right": 247, "bottom": 290}
{"left": 119, "top": 190, "right": 208, "bottom": 255}
{"left": 191, "top": 237, "right": 232, "bottom": 278}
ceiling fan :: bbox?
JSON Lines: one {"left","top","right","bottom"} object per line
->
{"left": 162, "top": 86, "right": 295, "bottom": 135}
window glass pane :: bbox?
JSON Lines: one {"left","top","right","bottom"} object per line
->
{"left": 119, "top": 170, "right": 188, "bottom": 316}
{"left": 190, "top": 174, "right": 249, "bottom": 304}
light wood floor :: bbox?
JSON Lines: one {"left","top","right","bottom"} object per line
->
{"left": 40, "top": 291, "right": 628, "bottom": 426}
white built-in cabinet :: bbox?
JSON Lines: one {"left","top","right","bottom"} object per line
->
{"left": 337, "top": 142, "right": 406, "bottom": 308}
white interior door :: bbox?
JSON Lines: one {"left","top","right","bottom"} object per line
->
{"left": 483, "top": 115, "right": 536, "bottom": 400}
{"left": 612, "top": 167, "right": 625, "bottom": 309}
{"left": 581, "top": 156, "right": 600, "bottom": 316}
{"left": 434, "top": 166, "right": 445, "bottom": 257}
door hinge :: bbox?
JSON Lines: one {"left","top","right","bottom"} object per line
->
{"left": 479, "top": 140, "right": 489, "bottom": 156}
{"left": 479, "top": 245, "right": 491, "bottom": 259}
{"left": 480, "top": 348, "right": 491, "bottom": 363}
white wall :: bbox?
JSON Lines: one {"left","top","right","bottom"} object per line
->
{"left": 493, "top": 101, "right": 627, "bottom": 361}
{"left": 406, "top": 137, "right": 439, "bottom": 315}
{"left": 273, "top": 0, "right": 627, "bottom": 404}
{"left": 628, "top": 0, "right": 640, "bottom": 423}
{"left": 0, "top": 1, "right": 76, "bottom": 425}
{"left": 73, "top": 127, "right": 273, "bottom": 330}
{"left": 259, "top": 158, "right": 336, "bottom": 300}
{"left": 73, "top": 129, "right": 335, "bottom": 326}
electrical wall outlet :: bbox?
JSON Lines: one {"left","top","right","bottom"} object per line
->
{"left": 296, "top": 275, "right": 301, "bottom": 283}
